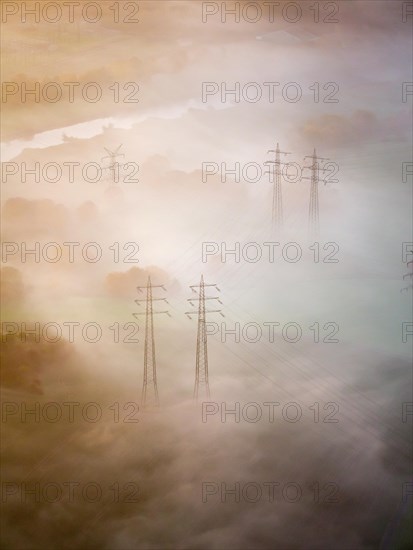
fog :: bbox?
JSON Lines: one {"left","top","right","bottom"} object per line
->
{"left": 1, "top": 1, "right": 412, "bottom": 548}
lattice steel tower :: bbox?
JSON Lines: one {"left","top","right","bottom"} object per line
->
{"left": 265, "top": 143, "right": 291, "bottom": 235}
{"left": 302, "top": 149, "right": 329, "bottom": 239}
{"left": 133, "top": 277, "right": 170, "bottom": 408}
{"left": 186, "top": 275, "right": 223, "bottom": 401}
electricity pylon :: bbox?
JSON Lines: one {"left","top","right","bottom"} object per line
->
{"left": 185, "top": 275, "right": 224, "bottom": 401}
{"left": 133, "top": 277, "right": 170, "bottom": 408}
{"left": 302, "top": 149, "right": 330, "bottom": 239}
{"left": 102, "top": 144, "right": 125, "bottom": 186}
{"left": 264, "top": 143, "right": 291, "bottom": 235}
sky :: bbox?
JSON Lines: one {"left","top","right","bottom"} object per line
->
{"left": 1, "top": 1, "right": 412, "bottom": 549}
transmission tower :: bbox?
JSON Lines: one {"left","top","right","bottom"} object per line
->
{"left": 102, "top": 144, "right": 125, "bottom": 186}
{"left": 185, "top": 275, "right": 223, "bottom": 401}
{"left": 302, "top": 149, "right": 330, "bottom": 239}
{"left": 264, "top": 143, "right": 291, "bottom": 235}
{"left": 133, "top": 277, "right": 170, "bottom": 408}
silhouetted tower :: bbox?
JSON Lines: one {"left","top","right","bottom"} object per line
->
{"left": 185, "top": 275, "right": 223, "bottom": 401}
{"left": 302, "top": 149, "right": 330, "bottom": 239}
{"left": 265, "top": 143, "right": 291, "bottom": 234}
{"left": 133, "top": 277, "right": 170, "bottom": 408}
{"left": 102, "top": 144, "right": 125, "bottom": 186}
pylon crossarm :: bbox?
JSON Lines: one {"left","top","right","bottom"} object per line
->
{"left": 133, "top": 311, "right": 170, "bottom": 317}
{"left": 136, "top": 285, "right": 167, "bottom": 291}
{"left": 104, "top": 144, "right": 123, "bottom": 155}
{"left": 185, "top": 309, "right": 224, "bottom": 316}
{"left": 136, "top": 298, "right": 168, "bottom": 303}
{"left": 102, "top": 143, "right": 125, "bottom": 162}
{"left": 187, "top": 297, "right": 222, "bottom": 302}
{"left": 302, "top": 165, "right": 331, "bottom": 172}
{"left": 303, "top": 155, "right": 330, "bottom": 161}
{"left": 190, "top": 284, "right": 219, "bottom": 289}
{"left": 188, "top": 298, "right": 224, "bottom": 307}
{"left": 102, "top": 164, "right": 126, "bottom": 172}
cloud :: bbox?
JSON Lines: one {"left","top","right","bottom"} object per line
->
{"left": 301, "top": 110, "right": 379, "bottom": 147}
{"left": 1, "top": 349, "right": 411, "bottom": 549}
{"left": 0, "top": 267, "right": 26, "bottom": 306}
{"left": 104, "top": 266, "right": 180, "bottom": 299}
{"left": 2, "top": 198, "right": 70, "bottom": 238}
{"left": 0, "top": 331, "right": 75, "bottom": 395}
{"left": 299, "top": 109, "right": 411, "bottom": 149}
